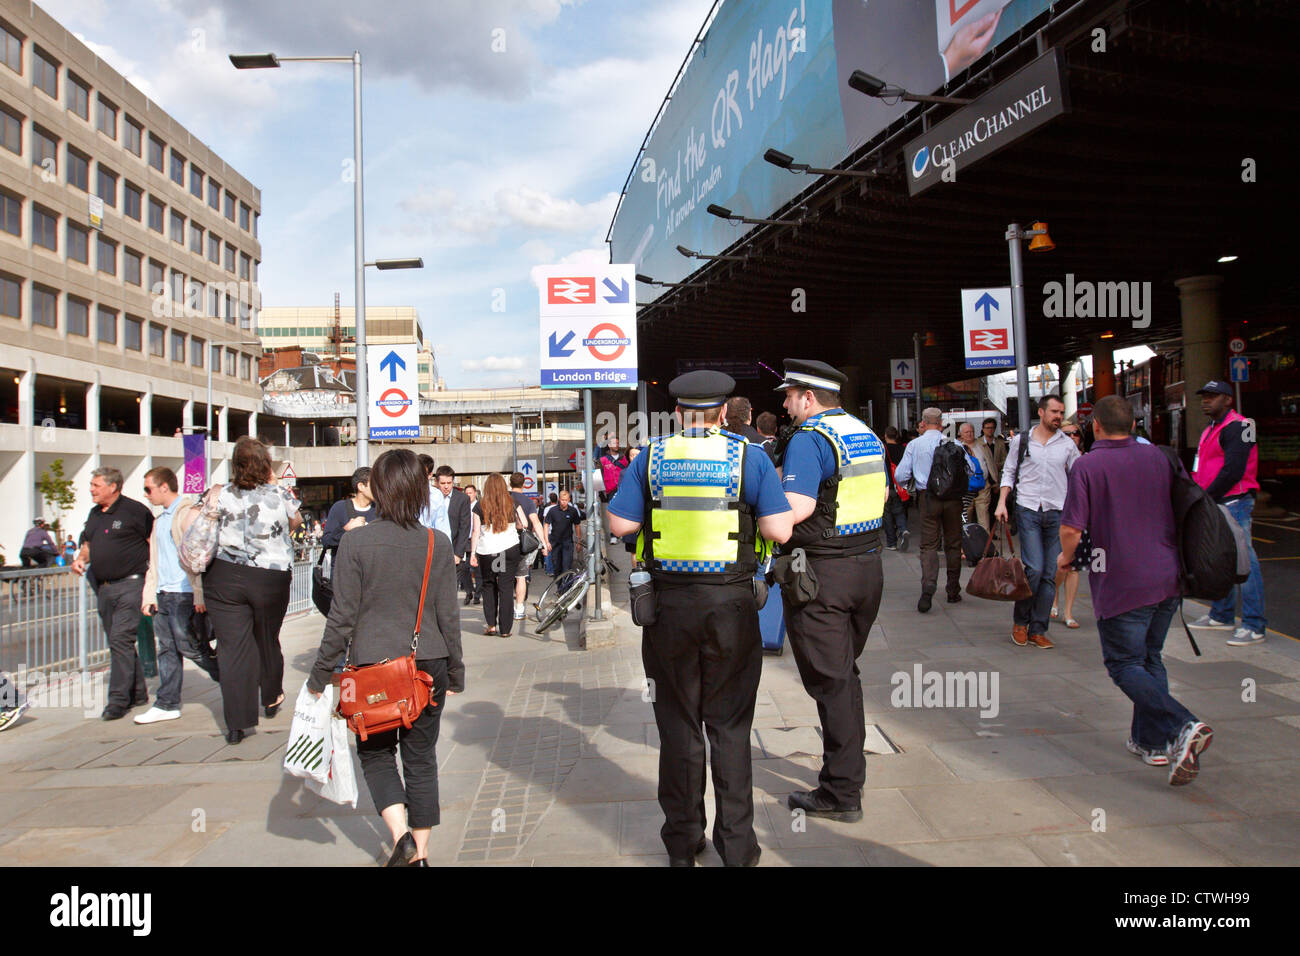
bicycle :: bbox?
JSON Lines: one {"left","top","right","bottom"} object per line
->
{"left": 532, "top": 544, "right": 619, "bottom": 634}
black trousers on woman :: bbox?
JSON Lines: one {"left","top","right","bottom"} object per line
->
{"left": 478, "top": 545, "right": 520, "bottom": 634}
{"left": 203, "top": 558, "right": 291, "bottom": 732}
{"left": 356, "top": 658, "right": 449, "bottom": 828}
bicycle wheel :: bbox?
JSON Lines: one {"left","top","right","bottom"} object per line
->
{"left": 534, "top": 569, "right": 583, "bottom": 624}
{"left": 535, "top": 573, "right": 588, "bottom": 634}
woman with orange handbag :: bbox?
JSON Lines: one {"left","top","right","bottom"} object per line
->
{"left": 307, "top": 449, "right": 464, "bottom": 867}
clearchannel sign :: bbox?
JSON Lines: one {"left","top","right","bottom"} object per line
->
{"left": 610, "top": 0, "right": 1056, "bottom": 290}
{"left": 904, "top": 48, "right": 1067, "bottom": 196}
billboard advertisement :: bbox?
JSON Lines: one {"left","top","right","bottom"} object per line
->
{"left": 610, "top": 0, "right": 1054, "bottom": 288}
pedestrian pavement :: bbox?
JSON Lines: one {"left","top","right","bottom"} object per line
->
{"left": 2, "top": 548, "right": 1298, "bottom": 867}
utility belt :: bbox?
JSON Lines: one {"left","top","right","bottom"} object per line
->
{"left": 630, "top": 568, "right": 770, "bottom": 628}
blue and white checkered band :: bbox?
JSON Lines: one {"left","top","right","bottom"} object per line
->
{"left": 837, "top": 518, "right": 883, "bottom": 535}
{"left": 656, "top": 559, "right": 729, "bottom": 573}
{"left": 648, "top": 440, "right": 667, "bottom": 499}
{"left": 802, "top": 411, "right": 849, "bottom": 462}
{"left": 725, "top": 435, "right": 743, "bottom": 497}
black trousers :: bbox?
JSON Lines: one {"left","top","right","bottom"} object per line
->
{"left": 782, "top": 550, "right": 884, "bottom": 805}
{"left": 642, "top": 581, "right": 761, "bottom": 864}
{"left": 458, "top": 552, "right": 479, "bottom": 597}
{"left": 202, "top": 558, "right": 291, "bottom": 732}
{"left": 478, "top": 546, "right": 520, "bottom": 633}
{"left": 356, "top": 658, "right": 449, "bottom": 829}
{"left": 917, "top": 491, "right": 964, "bottom": 596}
{"left": 96, "top": 577, "right": 147, "bottom": 709}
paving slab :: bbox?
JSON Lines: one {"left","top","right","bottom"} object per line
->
{"left": 2, "top": 823, "right": 231, "bottom": 866}
{"left": 1035, "top": 770, "right": 1247, "bottom": 829}
{"left": 759, "top": 788, "right": 936, "bottom": 847}
{"left": 1178, "top": 813, "right": 1300, "bottom": 866}
{"left": 1022, "top": 827, "right": 1235, "bottom": 866}
{"left": 930, "top": 736, "right": 1095, "bottom": 782}
{"left": 9, "top": 784, "right": 195, "bottom": 828}
{"left": 898, "top": 779, "right": 1088, "bottom": 839}
{"left": 861, "top": 835, "right": 1045, "bottom": 867}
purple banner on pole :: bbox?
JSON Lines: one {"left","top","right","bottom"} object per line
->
{"left": 183, "top": 434, "right": 206, "bottom": 494}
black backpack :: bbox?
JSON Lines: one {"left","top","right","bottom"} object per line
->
{"left": 927, "top": 439, "right": 969, "bottom": 501}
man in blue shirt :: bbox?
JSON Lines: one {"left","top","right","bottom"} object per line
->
{"left": 139, "top": 467, "right": 217, "bottom": 724}
{"left": 772, "top": 359, "right": 887, "bottom": 822}
{"left": 895, "top": 407, "right": 964, "bottom": 611}
{"left": 610, "top": 370, "right": 792, "bottom": 867}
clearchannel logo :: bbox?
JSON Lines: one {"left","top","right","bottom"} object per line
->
{"left": 911, "top": 145, "right": 931, "bottom": 179}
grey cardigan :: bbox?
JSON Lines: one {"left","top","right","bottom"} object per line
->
{"left": 309, "top": 521, "right": 465, "bottom": 694}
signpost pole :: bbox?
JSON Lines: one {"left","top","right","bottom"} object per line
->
{"left": 913, "top": 333, "right": 923, "bottom": 425}
{"left": 1007, "top": 223, "right": 1032, "bottom": 434}
{"left": 540, "top": 404, "right": 546, "bottom": 496}
{"left": 583, "top": 389, "right": 602, "bottom": 621}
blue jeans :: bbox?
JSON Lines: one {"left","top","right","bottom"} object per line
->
{"left": 153, "top": 591, "right": 216, "bottom": 711}
{"left": 1209, "top": 496, "right": 1267, "bottom": 633}
{"left": 882, "top": 496, "right": 908, "bottom": 546}
{"left": 1014, "top": 505, "right": 1061, "bottom": 635}
{"left": 1097, "top": 596, "right": 1196, "bottom": 751}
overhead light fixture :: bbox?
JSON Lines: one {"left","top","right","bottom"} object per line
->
{"left": 705, "top": 203, "right": 798, "bottom": 227}
{"left": 848, "top": 69, "right": 973, "bottom": 106}
{"left": 763, "top": 147, "right": 882, "bottom": 179}
{"left": 923, "top": 332, "right": 937, "bottom": 347}
{"left": 1027, "top": 221, "right": 1055, "bottom": 253}
{"left": 1217, "top": 255, "right": 1238, "bottom": 263}
{"left": 1100, "top": 330, "right": 1115, "bottom": 340}
{"left": 675, "top": 245, "right": 746, "bottom": 262}
{"left": 367, "top": 257, "right": 424, "bottom": 270}
{"left": 635, "top": 273, "right": 703, "bottom": 289}
{"left": 228, "top": 53, "right": 280, "bottom": 70}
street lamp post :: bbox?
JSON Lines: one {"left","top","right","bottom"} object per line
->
{"left": 1004, "top": 221, "right": 1055, "bottom": 434}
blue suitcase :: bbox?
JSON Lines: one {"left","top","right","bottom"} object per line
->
{"left": 759, "top": 578, "right": 786, "bottom": 654}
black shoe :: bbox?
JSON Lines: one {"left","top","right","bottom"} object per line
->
{"left": 917, "top": 593, "right": 932, "bottom": 613}
{"left": 463, "top": 591, "right": 473, "bottom": 606}
{"left": 898, "top": 530, "right": 910, "bottom": 553}
{"left": 101, "top": 706, "right": 127, "bottom": 721}
{"left": 225, "top": 728, "right": 245, "bottom": 745}
{"left": 947, "top": 591, "right": 962, "bottom": 603}
{"left": 786, "top": 789, "right": 863, "bottom": 822}
{"left": 386, "top": 832, "right": 417, "bottom": 867}
{"left": 472, "top": 595, "right": 481, "bottom": 605}
{"left": 668, "top": 838, "right": 707, "bottom": 867}
{"left": 726, "top": 847, "right": 761, "bottom": 868}
{"left": 409, "top": 858, "right": 428, "bottom": 867}
{"left": 129, "top": 694, "right": 148, "bottom": 708}
{"left": 264, "top": 694, "right": 285, "bottom": 719}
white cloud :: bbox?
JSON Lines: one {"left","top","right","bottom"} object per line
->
{"left": 519, "top": 239, "right": 556, "bottom": 262}
{"left": 462, "top": 356, "right": 527, "bottom": 372}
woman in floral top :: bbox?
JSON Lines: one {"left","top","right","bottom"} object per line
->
{"left": 201, "top": 436, "right": 303, "bottom": 743}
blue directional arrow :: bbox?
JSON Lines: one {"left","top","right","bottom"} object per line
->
{"left": 897, "top": 361, "right": 910, "bottom": 374}
{"left": 378, "top": 350, "right": 405, "bottom": 382}
{"left": 548, "top": 330, "right": 576, "bottom": 357}
{"left": 520, "top": 462, "right": 534, "bottom": 474}
{"left": 602, "top": 277, "right": 630, "bottom": 304}
{"left": 974, "top": 292, "right": 1000, "bottom": 321}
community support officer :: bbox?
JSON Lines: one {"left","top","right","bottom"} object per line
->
{"left": 71, "top": 466, "right": 155, "bottom": 720}
{"left": 772, "top": 359, "right": 887, "bottom": 822}
{"left": 609, "top": 370, "right": 792, "bottom": 868}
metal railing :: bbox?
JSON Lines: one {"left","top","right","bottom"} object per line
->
{"left": 0, "top": 552, "right": 321, "bottom": 676}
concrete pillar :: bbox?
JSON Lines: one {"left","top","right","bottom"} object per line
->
{"left": 248, "top": 410, "right": 258, "bottom": 439}
{"left": 1175, "top": 275, "right": 1225, "bottom": 452}
{"left": 20, "top": 358, "right": 36, "bottom": 541}
{"left": 183, "top": 397, "right": 194, "bottom": 434}
{"left": 1062, "top": 360, "right": 1080, "bottom": 420}
{"left": 1091, "top": 338, "right": 1116, "bottom": 400}
{"left": 87, "top": 372, "right": 101, "bottom": 470}
{"left": 218, "top": 405, "right": 229, "bottom": 443}
{"left": 140, "top": 382, "right": 152, "bottom": 437}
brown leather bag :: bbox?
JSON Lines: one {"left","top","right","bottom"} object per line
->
{"left": 335, "top": 529, "right": 437, "bottom": 741}
{"left": 965, "top": 520, "right": 1033, "bottom": 602}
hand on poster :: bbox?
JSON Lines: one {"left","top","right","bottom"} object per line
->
{"left": 943, "top": 8, "right": 1002, "bottom": 76}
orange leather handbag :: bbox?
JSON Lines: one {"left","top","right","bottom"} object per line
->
{"left": 335, "top": 529, "right": 437, "bottom": 741}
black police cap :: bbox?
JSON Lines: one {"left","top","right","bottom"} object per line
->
{"left": 669, "top": 369, "right": 736, "bottom": 409}
{"left": 773, "top": 359, "right": 847, "bottom": 392}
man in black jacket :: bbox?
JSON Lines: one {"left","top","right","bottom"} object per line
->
{"left": 434, "top": 466, "right": 473, "bottom": 602}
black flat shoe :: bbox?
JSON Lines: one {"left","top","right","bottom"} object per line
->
{"left": 264, "top": 694, "right": 285, "bottom": 718}
{"left": 408, "top": 858, "right": 428, "bottom": 867}
{"left": 225, "top": 729, "right": 245, "bottom": 745}
{"left": 386, "top": 832, "right": 417, "bottom": 867}
{"left": 101, "top": 707, "right": 127, "bottom": 721}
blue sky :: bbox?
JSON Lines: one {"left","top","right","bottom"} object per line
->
{"left": 41, "top": 0, "right": 712, "bottom": 387}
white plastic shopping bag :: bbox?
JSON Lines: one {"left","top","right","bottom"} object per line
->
{"left": 306, "top": 712, "right": 358, "bottom": 808}
{"left": 284, "top": 682, "right": 334, "bottom": 784}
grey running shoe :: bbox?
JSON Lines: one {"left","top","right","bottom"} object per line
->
{"left": 1167, "top": 721, "right": 1213, "bottom": 786}
{"left": 1226, "top": 627, "right": 1265, "bottom": 646}
{"left": 1187, "top": 614, "right": 1233, "bottom": 630}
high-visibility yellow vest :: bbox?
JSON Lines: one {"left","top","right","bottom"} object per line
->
{"left": 638, "top": 428, "right": 758, "bottom": 583}
{"left": 785, "top": 410, "right": 886, "bottom": 556}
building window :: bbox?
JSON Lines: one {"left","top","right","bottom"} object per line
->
{"left": 208, "top": 179, "right": 220, "bottom": 209}
{"left": 190, "top": 165, "right": 203, "bottom": 199}
{"left": 1, "top": 23, "right": 21, "bottom": 75}
{"left": 124, "top": 314, "right": 142, "bottom": 351}
{"left": 67, "top": 73, "right": 89, "bottom": 120}
{"left": 252, "top": 211, "right": 258, "bottom": 238}
{"left": 149, "top": 322, "right": 165, "bottom": 357}
{"left": 33, "top": 285, "right": 57, "bottom": 328}
{"left": 240, "top": 353, "right": 252, "bottom": 380}
{"left": 0, "top": 107, "right": 20, "bottom": 155}
{"left": 97, "top": 306, "right": 117, "bottom": 344}
{"left": 0, "top": 190, "right": 19, "bottom": 237}
{"left": 224, "top": 191, "right": 235, "bottom": 221}
{"left": 0, "top": 273, "right": 19, "bottom": 319}
{"left": 66, "top": 146, "right": 89, "bottom": 190}
{"left": 96, "top": 234, "right": 116, "bottom": 275}
{"left": 147, "top": 259, "right": 164, "bottom": 295}
{"left": 170, "top": 270, "right": 184, "bottom": 305}
{"left": 67, "top": 296, "right": 89, "bottom": 336}
{"left": 96, "top": 95, "right": 117, "bottom": 139}
{"left": 124, "top": 117, "right": 142, "bottom": 156}
{"left": 225, "top": 293, "right": 235, "bottom": 324}
{"left": 148, "top": 134, "right": 164, "bottom": 171}
{"left": 190, "top": 222, "right": 203, "bottom": 254}
{"left": 238, "top": 299, "right": 250, "bottom": 329}
{"left": 148, "top": 197, "right": 164, "bottom": 233}
{"left": 96, "top": 164, "right": 117, "bottom": 207}
{"left": 123, "top": 182, "right": 142, "bottom": 220}
{"left": 239, "top": 253, "right": 250, "bottom": 280}
{"left": 207, "top": 285, "right": 220, "bottom": 318}
{"left": 169, "top": 149, "right": 184, "bottom": 186}
{"left": 33, "top": 48, "right": 57, "bottom": 98}
{"left": 190, "top": 336, "right": 205, "bottom": 367}
{"left": 67, "top": 221, "right": 89, "bottom": 263}
{"left": 123, "top": 248, "right": 141, "bottom": 285}
{"left": 32, "top": 205, "right": 57, "bottom": 250}
{"left": 224, "top": 243, "right": 235, "bottom": 272}
{"left": 239, "top": 202, "right": 250, "bottom": 231}
{"left": 224, "top": 348, "right": 236, "bottom": 376}
{"left": 171, "top": 328, "right": 185, "bottom": 361}
{"left": 207, "top": 233, "right": 220, "bottom": 263}
{"left": 170, "top": 209, "right": 184, "bottom": 243}
{"left": 32, "top": 126, "right": 56, "bottom": 175}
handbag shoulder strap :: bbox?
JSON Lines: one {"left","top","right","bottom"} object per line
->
{"left": 411, "top": 528, "right": 435, "bottom": 653}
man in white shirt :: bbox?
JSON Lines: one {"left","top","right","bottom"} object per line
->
{"left": 895, "top": 408, "right": 963, "bottom": 611}
{"left": 995, "top": 395, "right": 1081, "bottom": 649}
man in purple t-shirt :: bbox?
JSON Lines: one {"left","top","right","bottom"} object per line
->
{"left": 1058, "top": 396, "right": 1213, "bottom": 787}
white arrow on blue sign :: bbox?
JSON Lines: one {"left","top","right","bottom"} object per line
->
{"left": 960, "top": 287, "right": 1015, "bottom": 370}
{"left": 1230, "top": 357, "right": 1250, "bottom": 383}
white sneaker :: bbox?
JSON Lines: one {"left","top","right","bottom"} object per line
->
{"left": 134, "top": 706, "right": 181, "bottom": 724}
{"left": 1187, "top": 614, "right": 1234, "bottom": 630}
{"left": 1125, "top": 737, "right": 1169, "bottom": 767}
{"left": 609, "top": 534, "right": 619, "bottom": 545}
{"left": 513, "top": 604, "right": 526, "bottom": 620}
{"left": 1226, "top": 627, "right": 1265, "bottom": 646}
{"left": 1167, "top": 720, "right": 1213, "bottom": 786}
